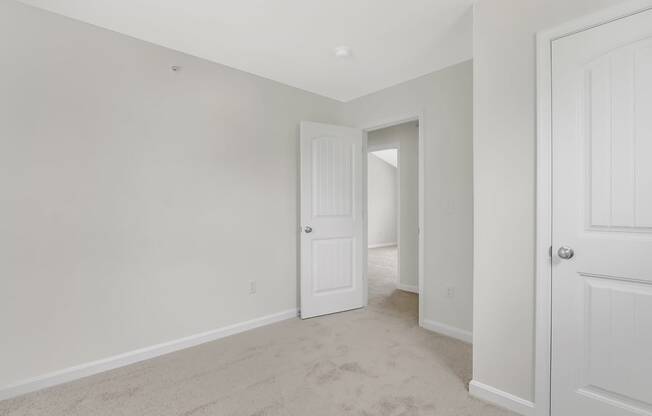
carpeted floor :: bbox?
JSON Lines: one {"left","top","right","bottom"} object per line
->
{"left": 0, "top": 246, "right": 513, "bottom": 416}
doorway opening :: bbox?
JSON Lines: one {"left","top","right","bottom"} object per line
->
{"left": 365, "top": 120, "right": 420, "bottom": 323}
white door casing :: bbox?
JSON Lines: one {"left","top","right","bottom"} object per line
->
{"left": 300, "top": 121, "right": 364, "bottom": 319}
{"left": 551, "top": 9, "right": 652, "bottom": 416}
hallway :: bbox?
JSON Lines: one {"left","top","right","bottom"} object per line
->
{"left": 367, "top": 246, "right": 417, "bottom": 321}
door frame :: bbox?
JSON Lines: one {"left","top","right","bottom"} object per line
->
{"left": 362, "top": 112, "right": 424, "bottom": 327}
{"left": 367, "top": 144, "right": 401, "bottom": 287}
{"left": 535, "top": 2, "right": 652, "bottom": 415}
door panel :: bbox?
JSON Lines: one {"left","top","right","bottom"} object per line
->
{"left": 300, "top": 122, "right": 364, "bottom": 319}
{"left": 582, "top": 277, "right": 652, "bottom": 406}
{"left": 584, "top": 40, "right": 652, "bottom": 231}
{"left": 552, "top": 9, "right": 652, "bottom": 416}
{"left": 312, "top": 137, "right": 354, "bottom": 217}
{"left": 312, "top": 238, "right": 354, "bottom": 294}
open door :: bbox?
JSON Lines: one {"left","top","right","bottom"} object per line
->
{"left": 300, "top": 121, "right": 364, "bottom": 319}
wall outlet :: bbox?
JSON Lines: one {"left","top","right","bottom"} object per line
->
{"left": 249, "top": 281, "right": 256, "bottom": 295}
{"left": 446, "top": 287, "right": 455, "bottom": 299}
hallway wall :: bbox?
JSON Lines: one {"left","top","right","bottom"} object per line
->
{"left": 367, "top": 153, "right": 398, "bottom": 248}
{"left": 368, "top": 123, "right": 419, "bottom": 290}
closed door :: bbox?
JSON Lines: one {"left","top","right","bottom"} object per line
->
{"left": 552, "top": 9, "right": 652, "bottom": 416}
{"left": 299, "top": 121, "right": 364, "bottom": 319}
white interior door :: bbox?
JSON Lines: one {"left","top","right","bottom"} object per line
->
{"left": 552, "top": 9, "right": 652, "bottom": 416}
{"left": 300, "top": 121, "right": 364, "bottom": 319}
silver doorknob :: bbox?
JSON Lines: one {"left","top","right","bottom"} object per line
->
{"left": 557, "top": 246, "right": 574, "bottom": 260}
{"left": 304, "top": 226, "right": 313, "bottom": 234}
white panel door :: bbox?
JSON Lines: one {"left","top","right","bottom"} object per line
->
{"left": 552, "top": 9, "right": 652, "bottom": 416}
{"left": 300, "top": 121, "right": 364, "bottom": 319}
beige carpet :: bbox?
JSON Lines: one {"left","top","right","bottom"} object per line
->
{"left": 0, "top": 247, "right": 513, "bottom": 416}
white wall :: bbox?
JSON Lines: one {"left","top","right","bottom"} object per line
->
{"left": 367, "top": 153, "right": 398, "bottom": 247}
{"left": 368, "top": 123, "right": 419, "bottom": 289}
{"left": 0, "top": 0, "right": 339, "bottom": 390}
{"left": 473, "top": 0, "right": 632, "bottom": 404}
{"left": 341, "top": 61, "right": 474, "bottom": 336}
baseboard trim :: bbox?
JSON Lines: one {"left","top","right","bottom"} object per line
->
{"left": 368, "top": 242, "right": 397, "bottom": 249}
{"left": 421, "top": 319, "right": 473, "bottom": 344}
{"left": 469, "top": 380, "right": 535, "bottom": 416}
{"left": 0, "top": 308, "right": 299, "bottom": 401}
{"left": 397, "top": 284, "right": 418, "bottom": 294}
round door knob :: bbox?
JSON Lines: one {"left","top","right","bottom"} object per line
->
{"left": 557, "top": 246, "right": 574, "bottom": 260}
{"left": 304, "top": 226, "right": 313, "bottom": 234}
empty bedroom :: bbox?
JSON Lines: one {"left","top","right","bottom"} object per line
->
{"left": 2, "top": 1, "right": 651, "bottom": 415}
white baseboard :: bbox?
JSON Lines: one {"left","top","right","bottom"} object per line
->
{"left": 368, "top": 242, "right": 397, "bottom": 249}
{"left": 397, "top": 284, "right": 418, "bottom": 294}
{"left": 469, "top": 380, "right": 535, "bottom": 416}
{"left": 421, "top": 319, "right": 473, "bottom": 344}
{"left": 0, "top": 308, "right": 299, "bottom": 401}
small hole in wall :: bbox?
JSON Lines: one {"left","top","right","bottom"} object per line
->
{"left": 171, "top": 66, "right": 181, "bottom": 72}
